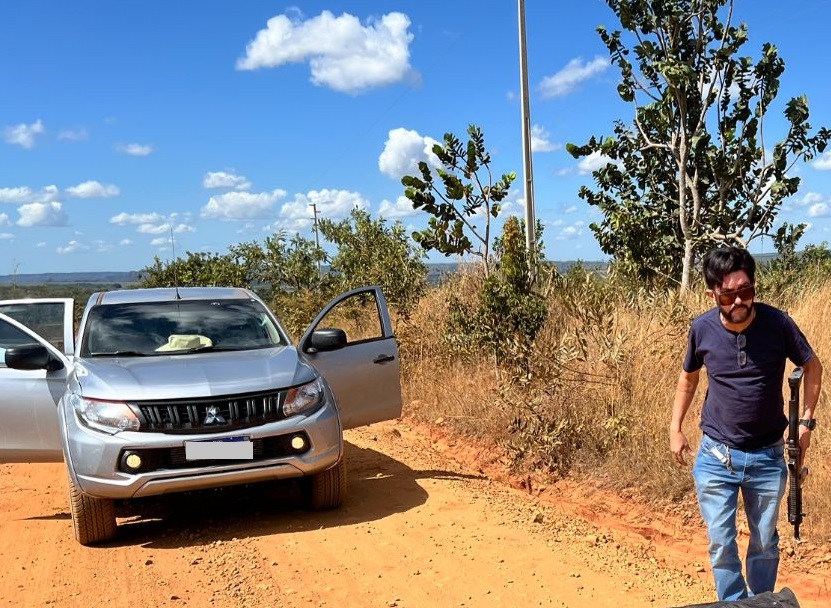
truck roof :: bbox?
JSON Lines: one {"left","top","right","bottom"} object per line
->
{"left": 92, "top": 287, "right": 256, "bottom": 305}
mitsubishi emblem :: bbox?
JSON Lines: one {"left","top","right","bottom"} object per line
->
{"left": 203, "top": 405, "right": 226, "bottom": 425}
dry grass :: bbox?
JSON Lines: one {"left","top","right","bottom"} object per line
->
{"left": 398, "top": 272, "right": 831, "bottom": 543}
{"left": 786, "top": 286, "right": 831, "bottom": 542}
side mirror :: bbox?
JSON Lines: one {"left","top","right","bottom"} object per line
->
{"left": 305, "top": 328, "right": 348, "bottom": 353}
{"left": 5, "top": 343, "right": 64, "bottom": 372}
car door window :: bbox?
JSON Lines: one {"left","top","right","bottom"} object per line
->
{"left": 315, "top": 291, "right": 383, "bottom": 344}
{"left": 0, "top": 318, "right": 38, "bottom": 368}
{"left": 0, "top": 302, "right": 69, "bottom": 353}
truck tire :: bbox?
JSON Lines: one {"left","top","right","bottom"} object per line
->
{"left": 68, "top": 475, "right": 117, "bottom": 546}
{"left": 306, "top": 457, "right": 346, "bottom": 510}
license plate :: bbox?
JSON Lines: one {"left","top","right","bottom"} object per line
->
{"left": 185, "top": 436, "right": 253, "bottom": 460}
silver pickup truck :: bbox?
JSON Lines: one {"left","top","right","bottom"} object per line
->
{"left": 0, "top": 285, "right": 401, "bottom": 545}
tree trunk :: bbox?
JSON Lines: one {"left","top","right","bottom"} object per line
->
{"left": 680, "top": 236, "right": 694, "bottom": 293}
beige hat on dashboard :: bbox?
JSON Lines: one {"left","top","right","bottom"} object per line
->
{"left": 155, "top": 334, "right": 213, "bottom": 352}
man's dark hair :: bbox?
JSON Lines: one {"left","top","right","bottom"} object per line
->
{"left": 701, "top": 246, "right": 756, "bottom": 289}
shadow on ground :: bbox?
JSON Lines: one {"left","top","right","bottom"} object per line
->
{"left": 92, "top": 440, "right": 483, "bottom": 549}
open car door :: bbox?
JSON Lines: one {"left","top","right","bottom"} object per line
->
{"left": 0, "top": 297, "right": 75, "bottom": 355}
{"left": 299, "top": 286, "right": 402, "bottom": 430}
{"left": 0, "top": 300, "right": 73, "bottom": 463}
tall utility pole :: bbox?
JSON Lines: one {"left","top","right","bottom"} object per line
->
{"left": 309, "top": 202, "right": 322, "bottom": 278}
{"left": 518, "top": 0, "right": 537, "bottom": 282}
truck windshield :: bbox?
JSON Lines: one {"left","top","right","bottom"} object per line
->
{"left": 82, "top": 299, "right": 287, "bottom": 357}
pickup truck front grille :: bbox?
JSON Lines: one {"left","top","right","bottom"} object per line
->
{"left": 131, "top": 389, "right": 287, "bottom": 433}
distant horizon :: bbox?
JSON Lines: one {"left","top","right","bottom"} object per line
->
{"left": 0, "top": 252, "right": 791, "bottom": 286}
{"left": 0, "top": 259, "right": 616, "bottom": 286}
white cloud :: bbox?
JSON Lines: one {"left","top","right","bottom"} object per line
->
{"left": 202, "top": 189, "right": 286, "bottom": 220}
{"left": 91, "top": 240, "right": 114, "bottom": 253}
{"left": 4, "top": 119, "right": 45, "bottom": 149}
{"left": 0, "top": 213, "right": 9, "bottom": 227}
{"left": 555, "top": 223, "right": 586, "bottom": 240}
{"left": 58, "top": 128, "right": 89, "bottom": 142}
{"left": 808, "top": 202, "right": 830, "bottom": 217}
{"left": 234, "top": 222, "right": 262, "bottom": 237}
{"left": 150, "top": 237, "right": 169, "bottom": 247}
{"left": 530, "top": 124, "right": 560, "bottom": 153}
{"left": 18, "top": 202, "right": 68, "bottom": 227}
{"left": 134, "top": 221, "right": 194, "bottom": 235}
{"left": 279, "top": 189, "right": 368, "bottom": 228}
{"left": 499, "top": 188, "right": 525, "bottom": 217}
{"left": 0, "top": 233, "right": 13, "bottom": 240}
{"left": 119, "top": 238, "right": 133, "bottom": 246}
{"left": 118, "top": 143, "right": 153, "bottom": 156}
{"left": 137, "top": 223, "right": 172, "bottom": 235}
{"left": 0, "top": 185, "right": 59, "bottom": 204}
{"left": 540, "top": 56, "right": 608, "bottom": 98}
{"left": 379, "top": 196, "right": 418, "bottom": 219}
{"left": 812, "top": 152, "right": 831, "bottom": 170}
{"left": 66, "top": 180, "right": 120, "bottom": 198}
{"left": 56, "top": 240, "right": 91, "bottom": 255}
{"left": 203, "top": 171, "right": 252, "bottom": 191}
{"left": 110, "top": 212, "right": 166, "bottom": 226}
{"left": 237, "top": 11, "right": 416, "bottom": 94}
{"left": 110, "top": 211, "right": 194, "bottom": 236}
{"left": 795, "top": 192, "right": 825, "bottom": 207}
{"left": 577, "top": 150, "right": 619, "bottom": 174}
{"left": 379, "top": 128, "right": 440, "bottom": 179}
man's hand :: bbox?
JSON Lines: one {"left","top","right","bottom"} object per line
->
{"left": 671, "top": 369, "right": 699, "bottom": 466}
{"left": 670, "top": 430, "right": 694, "bottom": 465}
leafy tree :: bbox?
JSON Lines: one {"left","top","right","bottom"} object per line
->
{"left": 448, "top": 216, "right": 547, "bottom": 378}
{"left": 257, "top": 232, "right": 330, "bottom": 297}
{"left": 318, "top": 208, "right": 427, "bottom": 317}
{"left": 567, "top": 0, "right": 830, "bottom": 291}
{"left": 260, "top": 232, "right": 333, "bottom": 336}
{"left": 139, "top": 250, "right": 259, "bottom": 289}
{"left": 758, "top": 239, "right": 831, "bottom": 306}
{"left": 401, "top": 124, "right": 516, "bottom": 277}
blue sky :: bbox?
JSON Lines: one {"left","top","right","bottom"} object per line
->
{"left": 2, "top": 1, "right": 831, "bottom": 274}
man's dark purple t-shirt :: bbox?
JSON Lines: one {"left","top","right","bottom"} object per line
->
{"left": 682, "top": 302, "right": 814, "bottom": 450}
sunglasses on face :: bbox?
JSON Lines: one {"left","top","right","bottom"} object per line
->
{"left": 715, "top": 285, "right": 755, "bottom": 306}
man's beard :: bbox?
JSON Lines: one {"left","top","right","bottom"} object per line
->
{"left": 721, "top": 302, "right": 753, "bottom": 324}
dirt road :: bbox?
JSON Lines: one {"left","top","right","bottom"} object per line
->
{"left": 2, "top": 419, "right": 830, "bottom": 608}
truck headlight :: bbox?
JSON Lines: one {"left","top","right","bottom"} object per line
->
{"left": 283, "top": 377, "right": 325, "bottom": 417}
{"left": 69, "top": 394, "right": 140, "bottom": 433}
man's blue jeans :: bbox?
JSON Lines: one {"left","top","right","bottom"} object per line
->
{"left": 693, "top": 434, "right": 787, "bottom": 601}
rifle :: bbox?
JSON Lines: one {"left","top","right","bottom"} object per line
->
{"left": 786, "top": 367, "right": 806, "bottom": 540}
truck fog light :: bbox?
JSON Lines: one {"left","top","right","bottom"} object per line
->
{"left": 290, "top": 435, "right": 307, "bottom": 451}
{"left": 122, "top": 451, "right": 143, "bottom": 471}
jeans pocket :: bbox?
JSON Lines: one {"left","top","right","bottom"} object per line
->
{"left": 695, "top": 435, "right": 733, "bottom": 480}
{"left": 698, "top": 433, "right": 717, "bottom": 452}
{"left": 762, "top": 442, "right": 785, "bottom": 460}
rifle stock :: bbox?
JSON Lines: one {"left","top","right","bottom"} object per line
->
{"left": 787, "top": 367, "right": 805, "bottom": 540}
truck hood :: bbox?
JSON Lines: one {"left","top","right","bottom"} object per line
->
{"left": 73, "top": 346, "right": 317, "bottom": 401}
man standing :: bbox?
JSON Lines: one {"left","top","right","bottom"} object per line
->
{"left": 670, "top": 246, "right": 822, "bottom": 601}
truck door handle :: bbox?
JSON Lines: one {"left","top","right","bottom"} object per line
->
{"left": 373, "top": 354, "right": 395, "bottom": 364}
